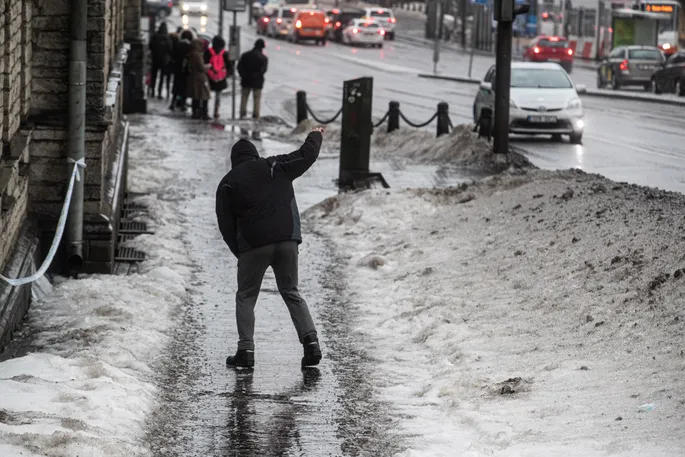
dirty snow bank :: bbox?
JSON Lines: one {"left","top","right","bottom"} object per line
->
{"left": 271, "top": 119, "right": 533, "bottom": 172}
{"left": 0, "top": 119, "right": 191, "bottom": 457}
{"left": 306, "top": 169, "right": 685, "bottom": 456}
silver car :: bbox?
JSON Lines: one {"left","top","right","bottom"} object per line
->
{"left": 597, "top": 45, "right": 665, "bottom": 90}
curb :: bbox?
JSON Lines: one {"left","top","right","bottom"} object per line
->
{"left": 417, "top": 73, "right": 685, "bottom": 106}
{"left": 395, "top": 34, "right": 600, "bottom": 71}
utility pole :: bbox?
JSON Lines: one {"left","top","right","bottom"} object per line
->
{"left": 493, "top": 0, "right": 529, "bottom": 155}
{"left": 433, "top": 0, "right": 442, "bottom": 73}
{"left": 219, "top": 0, "right": 225, "bottom": 36}
{"left": 460, "top": 0, "right": 467, "bottom": 48}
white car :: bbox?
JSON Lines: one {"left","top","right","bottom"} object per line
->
{"left": 342, "top": 19, "right": 385, "bottom": 47}
{"left": 267, "top": 7, "right": 298, "bottom": 37}
{"left": 473, "top": 62, "right": 587, "bottom": 144}
{"left": 180, "top": 1, "right": 208, "bottom": 15}
{"left": 361, "top": 7, "right": 396, "bottom": 39}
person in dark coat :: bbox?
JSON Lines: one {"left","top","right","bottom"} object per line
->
{"left": 204, "top": 35, "right": 234, "bottom": 120}
{"left": 169, "top": 30, "right": 194, "bottom": 111}
{"left": 215, "top": 127, "right": 325, "bottom": 369}
{"left": 149, "top": 22, "right": 173, "bottom": 99}
{"left": 237, "top": 38, "right": 268, "bottom": 120}
{"left": 186, "top": 38, "right": 211, "bottom": 119}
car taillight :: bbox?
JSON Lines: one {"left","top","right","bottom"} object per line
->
{"left": 533, "top": 46, "right": 540, "bottom": 54}
{"left": 295, "top": 20, "right": 302, "bottom": 28}
{"left": 335, "top": 21, "right": 341, "bottom": 27}
{"left": 379, "top": 29, "right": 385, "bottom": 35}
{"left": 352, "top": 28, "right": 358, "bottom": 33}
{"left": 567, "top": 48, "right": 573, "bottom": 55}
{"left": 263, "top": 17, "right": 269, "bottom": 22}
{"left": 276, "top": 18, "right": 282, "bottom": 23}
{"left": 390, "top": 18, "right": 396, "bottom": 23}
{"left": 168, "top": 1, "right": 173, "bottom": 7}
{"left": 324, "top": 17, "right": 329, "bottom": 23}
{"left": 619, "top": 59, "right": 628, "bottom": 71}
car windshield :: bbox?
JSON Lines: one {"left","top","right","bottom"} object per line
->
{"left": 538, "top": 38, "right": 568, "bottom": 48}
{"left": 282, "top": 9, "right": 295, "bottom": 18}
{"left": 370, "top": 10, "right": 391, "bottom": 17}
{"left": 511, "top": 68, "right": 572, "bottom": 88}
{"left": 628, "top": 49, "right": 663, "bottom": 60}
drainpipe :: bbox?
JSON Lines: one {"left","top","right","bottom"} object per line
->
{"left": 66, "top": 0, "right": 87, "bottom": 276}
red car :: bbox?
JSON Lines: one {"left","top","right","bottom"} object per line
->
{"left": 523, "top": 36, "right": 574, "bottom": 73}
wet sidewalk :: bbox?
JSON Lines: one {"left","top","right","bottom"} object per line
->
{"left": 136, "top": 99, "right": 470, "bottom": 456}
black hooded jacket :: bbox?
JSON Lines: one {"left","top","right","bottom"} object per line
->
{"left": 215, "top": 132, "right": 323, "bottom": 257}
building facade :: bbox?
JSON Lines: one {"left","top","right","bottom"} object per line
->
{"left": 0, "top": 0, "right": 144, "bottom": 350}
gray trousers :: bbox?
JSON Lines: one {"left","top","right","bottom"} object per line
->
{"left": 235, "top": 241, "right": 317, "bottom": 350}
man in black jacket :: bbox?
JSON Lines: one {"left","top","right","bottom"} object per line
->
{"left": 236, "top": 38, "right": 268, "bottom": 120}
{"left": 215, "top": 127, "right": 324, "bottom": 368}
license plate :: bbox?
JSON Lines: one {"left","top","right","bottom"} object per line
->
{"left": 638, "top": 64, "right": 655, "bottom": 70}
{"left": 364, "top": 31, "right": 374, "bottom": 35}
{"left": 549, "top": 58, "right": 561, "bottom": 62}
{"left": 528, "top": 115, "right": 557, "bottom": 123}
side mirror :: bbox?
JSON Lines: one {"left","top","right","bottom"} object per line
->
{"left": 479, "top": 81, "right": 493, "bottom": 91}
{"left": 575, "top": 84, "right": 587, "bottom": 94}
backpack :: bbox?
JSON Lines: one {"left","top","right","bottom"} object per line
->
{"left": 208, "top": 48, "right": 227, "bottom": 82}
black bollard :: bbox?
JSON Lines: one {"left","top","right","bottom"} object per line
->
{"left": 388, "top": 101, "right": 400, "bottom": 133}
{"left": 296, "top": 90, "right": 308, "bottom": 124}
{"left": 436, "top": 102, "right": 449, "bottom": 137}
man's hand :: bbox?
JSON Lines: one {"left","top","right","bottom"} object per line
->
{"left": 312, "top": 127, "right": 324, "bottom": 133}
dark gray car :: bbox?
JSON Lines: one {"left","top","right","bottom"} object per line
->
{"left": 597, "top": 45, "right": 665, "bottom": 91}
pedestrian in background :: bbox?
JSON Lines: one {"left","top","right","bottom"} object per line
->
{"left": 237, "top": 38, "right": 268, "bottom": 120}
{"left": 215, "top": 127, "right": 325, "bottom": 369}
{"left": 149, "top": 22, "right": 173, "bottom": 99}
{"left": 169, "top": 29, "right": 194, "bottom": 111}
{"left": 187, "top": 38, "right": 211, "bottom": 119}
{"left": 204, "top": 35, "right": 233, "bottom": 120}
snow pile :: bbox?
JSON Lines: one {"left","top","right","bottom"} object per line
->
{"left": 306, "top": 168, "right": 685, "bottom": 456}
{"left": 0, "top": 117, "right": 191, "bottom": 457}
{"left": 271, "top": 120, "right": 533, "bottom": 173}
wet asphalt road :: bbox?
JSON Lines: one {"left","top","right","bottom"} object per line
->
{"left": 165, "top": 5, "right": 685, "bottom": 194}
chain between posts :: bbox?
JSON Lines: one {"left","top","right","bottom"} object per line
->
{"left": 305, "top": 103, "right": 342, "bottom": 125}
{"left": 398, "top": 111, "right": 438, "bottom": 128}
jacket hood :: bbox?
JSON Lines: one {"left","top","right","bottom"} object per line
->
{"left": 231, "top": 139, "right": 259, "bottom": 167}
{"left": 191, "top": 38, "right": 204, "bottom": 52}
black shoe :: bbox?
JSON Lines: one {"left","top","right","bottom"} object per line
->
{"left": 301, "top": 334, "right": 322, "bottom": 367}
{"left": 226, "top": 349, "right": 255, "bottom": 368}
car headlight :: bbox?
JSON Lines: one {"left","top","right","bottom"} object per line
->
{"left": 566, "top": 98, "right": 581, "bottom": 109}
{"left": 200, "top": 3, "right": 207, "bottom": 10}
{"left": 182, "top": 3, "right": 189, "bottom": 10}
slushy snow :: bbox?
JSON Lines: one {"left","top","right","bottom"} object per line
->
{"left": 305, "top": 169, "right": 685, "bottom": 456}
{"left": 0, "top": 120, "right": 192, "bottom": 457}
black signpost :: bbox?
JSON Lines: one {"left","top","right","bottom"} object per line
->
{"left": 492, "top": 0, "right": 529, "bottom": 154}
{"left": 223, "top": 0, "right": 246, "bottom": 121}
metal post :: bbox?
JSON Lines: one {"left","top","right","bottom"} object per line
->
{"left": 436, "top": 102, "right": 449, "bottom": 137}
{"left": 231, "top": 11, "right": 237, "bottom": 121}
{"left": 219, "top": 0, "right": 224, "bottom": 36}
{"left": 248, "top": 2, "right": 253, "bottom": 25}
{"left": 388, "top": 101, "right": 400, "bottom": 133}
{"left": 433, "top": 0, "right": 441, "bottom": 73}
{"left": 468, "top": 13, "right": 477, "bottom": 78}
{"left": 296, "top": 91, "right": 308, "bottom": 124}
{"left": 493, "top": 19, "right": 512, "bottom": 155}
{"left": 67, "top": 0, "right": 87, "bottom": 275}
{"left": 460, "top": 0, "right": 467, "bottom": 48}
{"left": 559, "top": 0, "right": 567, "bottom": 36}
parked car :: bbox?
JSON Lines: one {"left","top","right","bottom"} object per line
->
{"left": 522, "top": 35, "right": 574, "bottom": 73}
{"left": 473, "top": 62, "right": 587, "bottom": 144}
{"left": 180, "top": 0, "right": 208, "bottom": 15}
{"left": 361, "top": 7, "right": 396, "bottom": 40}
{"left": 288, "top": 9, "right": 328, "bottom": 44}
{"left": 597, "top": 45, "right": 665, "bottom": 91}
{"left": 144, "top": 0, "right": 173, "bottom": 17}
{"left": 342, "top": 18, "right": 385, "bottom": 48}
{"left": 649, "top": 50, "right": 685, "bottom": 95}
{"left": 266, "top": 6, "right": 298, "bottom": 38}
{"left": 326, "top": 8, "right": 365, "bottom": 42}
{"left": 256, "top": 11, "right": 273, "bottom": 35}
